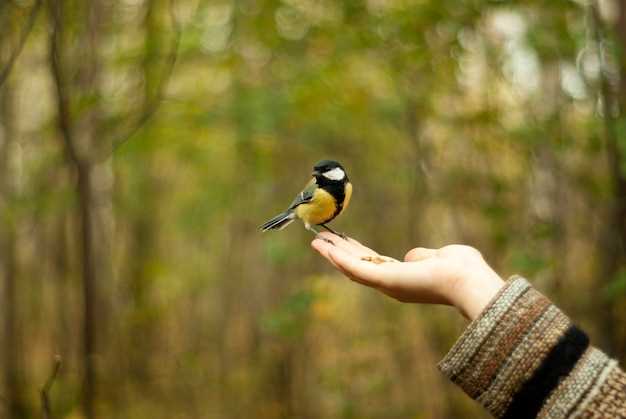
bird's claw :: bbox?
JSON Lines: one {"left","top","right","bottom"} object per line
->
{"left": 317, "top": 234, "right": 335, "bottom": 245}
{"left": 320, "top": 224, "right": 348, "bottom": 240}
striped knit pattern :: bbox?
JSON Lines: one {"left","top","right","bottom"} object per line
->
{"left": 462, "top": 287, "right": 551, "bottom": 399}
{"left": 575, "top": 361, "right": 625, "bottom": 418}
{"left": 438, "top": 276, "right": 625, "bottom": 418}
{"left": 438, "top": 276, "right": 530, "bottom": 378}
{"left": 479, "top": 307, "right": 570, "bottom": 416}
{"left": 539, "top": 348, "right": 611, "bottom": 418}
{"left": 477, "top": 305, "right": 561, "bottom": 408}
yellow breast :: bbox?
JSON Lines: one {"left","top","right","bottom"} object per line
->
{"left": 295, "top": 188, "right": 337, "bottom": 226}
{"left": 339, "top": 182, "right": 352, "bottom": 216}
{"left": 295, "top": 182, "right": 352, "bottom": 226}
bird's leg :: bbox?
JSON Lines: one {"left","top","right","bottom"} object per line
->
{"left": 321, "top": 224, "right": 347, "bottom": 240}
{"left": 306, "top": 224, "right": 334, "bottom": 244}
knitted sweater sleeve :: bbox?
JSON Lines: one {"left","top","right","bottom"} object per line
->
{"left": 438, "top": 276, "right": 626, "bottom": 419}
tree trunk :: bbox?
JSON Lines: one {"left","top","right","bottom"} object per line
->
{"left": 609, "top": 0, "right": 626, "bottom": 361}
{"left": 47, "top": 0, "right": 102, "bottom": 416}
{"left": 613, "top": 1, "right": 626, "bottom": 245}
{"left": 77, "top": 163, "right": 97, "bottom": 419}
{"left": 591, "top": 1, "right": 626, "bottom": 361}
{"left": 53, "top": 210, "right": 73, "bottom": 361}
{"left": 0, "top": 77, "right": 29, "bottom": 419}
{"left": 126, "top": 0, "right": 162, "bottom": 384}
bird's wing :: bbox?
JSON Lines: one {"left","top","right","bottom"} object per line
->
{"left": 288, "top": 178, "right": 316, "bottom": 210}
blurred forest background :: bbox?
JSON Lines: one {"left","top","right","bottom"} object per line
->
{"left": 1, "top": 0, "right": 625, "bottom": 418}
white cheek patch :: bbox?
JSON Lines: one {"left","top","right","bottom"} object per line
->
{"left": 322, "top": 167, "right": 345, "bottom": 181}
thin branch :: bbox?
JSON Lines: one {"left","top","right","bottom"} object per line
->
{"left": 40, "top": 355, "right": 62, "bottom": 419}
{"left": 109, "top": 0, "right": 182, "bottom": 154}
{"left": 0, "top": 0, "right": 43, "bottom": 88}
{"left": 47, "top": 0, "right": 82, "bottom": 166}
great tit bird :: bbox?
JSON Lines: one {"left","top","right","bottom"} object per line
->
{"left": 260, "top": 160, "right": 352, "bottom": 239}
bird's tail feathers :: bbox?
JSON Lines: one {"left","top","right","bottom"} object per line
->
{"left": 259, "top": 211, "right": 295, "bottom": 232}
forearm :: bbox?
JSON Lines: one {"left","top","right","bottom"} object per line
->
{"left": 440, "top": 276, "right": 626, "bottom": 418}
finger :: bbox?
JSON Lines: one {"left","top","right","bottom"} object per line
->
{"left": 317, "top": 231, "right": 342, "bottom": 244}
{"left": 404, "top": 247, "right": 438, "bottom": 262}
{"left": 318, "top": 232, "right": 380, "bottom": 258}
{"left": 327, "top": 246, "right": 389, "bottom": 288}
{"left": 312, "top": 239, "right": 367, "bottom": 283}
{"left": 326, "top": 234, "right": 376, "bottom": 257}
{"left": 311, "top": 239, "right": 341, "bottom": 269}
{"left": 345, "top": 236, "right": 380, "bottom": 257}
{"left": 316, "top": 232, "right": 366, "bottom": 256}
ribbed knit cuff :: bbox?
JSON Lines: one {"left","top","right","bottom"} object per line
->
{"left": 438, "top": 276, "right": 621, "bottom": 419}
{"left": 572, "top": 361, "right": 626, "bottom": 418}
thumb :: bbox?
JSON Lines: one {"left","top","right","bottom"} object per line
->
{"left": 404, "top": 247, "right": 437, "bottom": 262}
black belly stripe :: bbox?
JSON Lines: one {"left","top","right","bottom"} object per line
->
{"left": 501, "top": 325, "right": 589, "bottom": 419}
{"left": 326, "top": 185, "right": 344, "bottom": 220}
{"left": 330, "top": 203, "right": 342, "bottom": 219}
{"left": 315, "top": 177, "right": 346, "bottom": 222}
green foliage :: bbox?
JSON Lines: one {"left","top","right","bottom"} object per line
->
{"left": 261, "top": 289, "right": 316, "bottom": 340}
{"left": 510, "top": 249, "right": 548, "bottom": 277}
{"left": 603, "top": 269, "right": 626, "bottom": 300}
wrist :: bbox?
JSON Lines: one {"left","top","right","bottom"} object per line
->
{"left": 451, "top": 269, "right": 505, "bottom": 320}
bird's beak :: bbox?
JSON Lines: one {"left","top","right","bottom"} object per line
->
{"left": 312, "top": 170, "right": 321, "bottom": 177}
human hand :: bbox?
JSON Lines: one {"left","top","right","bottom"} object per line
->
{"left": 311, "top": 233, "right": 505, "bottom": 320}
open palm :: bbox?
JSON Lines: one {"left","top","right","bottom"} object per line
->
{"left": 311, "top": 232, "right": 504, "bottom": 320}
